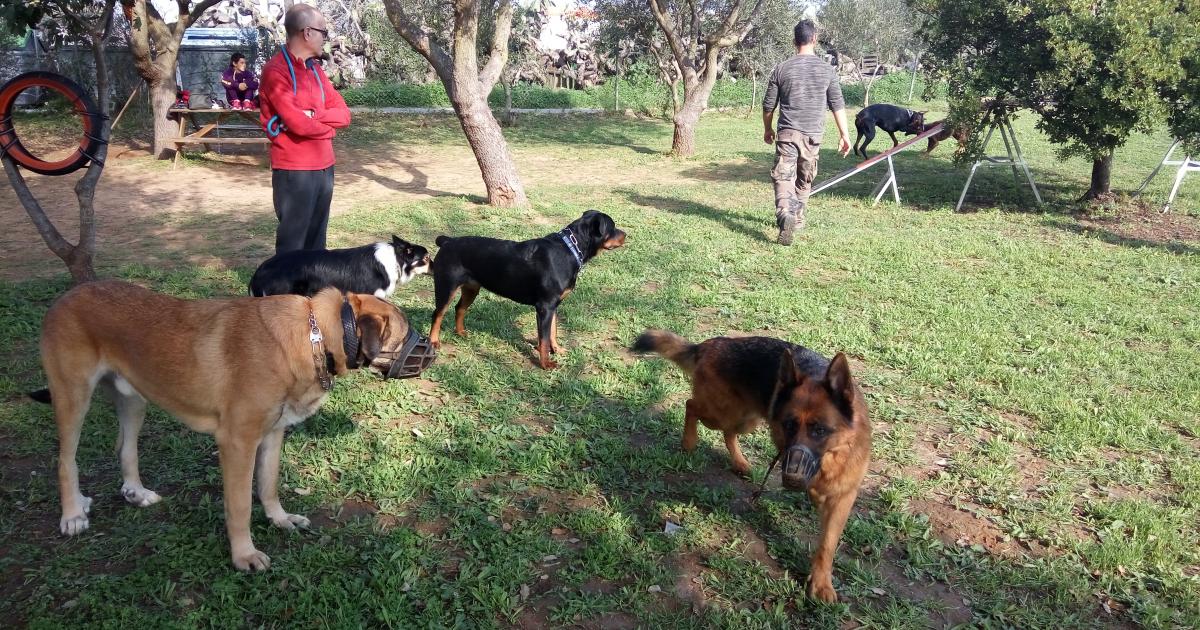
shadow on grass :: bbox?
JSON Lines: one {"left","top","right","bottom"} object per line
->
{"left": 622, "top": 190, "right": 768, "bottom": 242}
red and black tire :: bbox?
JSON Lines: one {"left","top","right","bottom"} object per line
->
{"left": 0, "top": 71, "right": 106, "bottom": 176}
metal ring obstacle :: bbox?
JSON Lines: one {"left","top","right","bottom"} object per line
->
{"left": 0, "top": 71, "right": 107, "bottom": 176}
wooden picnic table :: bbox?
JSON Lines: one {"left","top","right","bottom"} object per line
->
{"left": 169, "top": 107, "right": 270, "bottom": 167}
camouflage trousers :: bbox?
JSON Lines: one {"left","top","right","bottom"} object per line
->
{"left": 771, "top": 129, "right": 821, "bottom": 226}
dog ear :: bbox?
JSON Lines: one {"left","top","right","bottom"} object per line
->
{"left": 589, "top": 212, "right": 614, "bottom": 240}
{"left": 392, "top": 234, "right": 417, "bottom": 256}
{"left": 825, "top": 352, "right": 856, "bottom": 420}
{"left": 777, "top": 348, "right": 802, "bottom": 390}
{"left": 356, "top": 313, "right": 386, "bottom": 365}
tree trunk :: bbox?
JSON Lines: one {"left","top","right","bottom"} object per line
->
{"left": 614, "top": 71, "right": 620, "bottom": 112}
{"left": 150, "top": 77, "right": 177, "bottom": 159}
{"left": 665, "top": 79, "right": 681, "bottom": 117}
{"left": 671, "top": 99, "right": 706, "bottom": 157}
{"left": 453, "top": 95, "right": 527, "bottom": 207}
{"left": 671, "top": 72, "right": 719, "bottom": 158}
{"left": 750, "top": 72, "right": 757, "bottom": 115}
{"left": 501, "top": 79, "right": 515, "bottom": 126}
{"left": 1082, "top": 152, "right": 1114, "bottom": 200}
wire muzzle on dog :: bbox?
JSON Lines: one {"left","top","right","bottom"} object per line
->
{"left": 378, "top": 327, "right": 437, "bottom": 379}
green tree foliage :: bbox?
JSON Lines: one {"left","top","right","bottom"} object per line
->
{"left": 914, "top": 0, "right": 1199, "bottom": 200}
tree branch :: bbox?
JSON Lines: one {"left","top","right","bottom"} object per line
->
{"left": 687, "top": 0, "right": 699, "bottom": 62}
{"left": 188, "top": 0, "right": 225, "bottom": 24}
{"left": 76, "top": 0, "right": 118, "bottom": 263}
{"left": 2, "top": 156, "right": 74, "bottom": 260}
{"left": 478, "top": 0, "right": 513, "bottom": 92}
{"left": 381, "top": 0, "right": 454, "bottom": 79}
{"left": 127, "top": 0, "right": 160, "bottom": 82}
{"left": 450, "top": 0, "right": 481, "bottom": 81}
{"left": 648, "top": 0, "right": 695, "bottom": 79}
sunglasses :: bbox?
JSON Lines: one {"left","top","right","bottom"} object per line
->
{"left": 306, "top": 26, "right": 329, "bottom": 38}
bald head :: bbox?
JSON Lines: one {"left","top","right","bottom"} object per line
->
{"left": 282, "top": 3, "right": 327, "bottom": 60}
{"left": 284, "top": 4, "right": 322, "bottom": 38}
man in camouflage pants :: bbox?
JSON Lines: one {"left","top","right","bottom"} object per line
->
{"left": 762, "top": 20, "right": 852, "bottom": 245}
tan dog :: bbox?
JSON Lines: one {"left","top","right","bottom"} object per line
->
{"left": 36, "top": 280, "right": 417, "bottom": 571}
{"left": 632, "top": 331, "right": 871, "bottom": 602}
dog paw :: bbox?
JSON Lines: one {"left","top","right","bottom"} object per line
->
{"left": 60, "top": 512, "right": 90, "bottom": 536}
{"left": 806, "top": 575, "right": 838, "bottom": 603}
{"left": 269, "top": 513, "right": 311, "bottom": 530}
{"left": 431, "top": 340, "right": 442, "bottom": 350}
{"left": 540, "top": 359, "right": 559, "bottom": 370}
{"left": 730, "top": 462, "right": 752, "bottom": 478}
{"left": 60, "top": 495, "right": 93, "bottom": 536}
{"left": 120, "top": 483, "right": 162, "bottom": 507}
{"left": 232, "top": 548, "right": 271, "bottom": 572}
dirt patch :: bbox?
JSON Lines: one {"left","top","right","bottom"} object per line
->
{"left": 671, "top": 554, "right": 709, "bottom": 613}
{"left": 512, "top": 415, "right": 553, "bottom": 437}
{"left": 909, "top": 498, "right": 1028, "bottom": 559}
{"left": 587, "top": 612, "right": 638, "bottom": 629}
{"left": 1075, "top": 205, "right": 1200, "bottom": 252}
{"left": 335, "top": 498, "right": 379, "bottom": 522}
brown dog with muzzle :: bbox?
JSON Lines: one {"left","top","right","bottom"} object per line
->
{"left": 631, "top": 330, "right": 871, "bottom": 603}
{"left": 32, "top": 280, "right": 434, "bottom": 572}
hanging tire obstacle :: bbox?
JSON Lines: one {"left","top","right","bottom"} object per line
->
{"left": 0, "top": 71, "right": 107, "bottom": 176}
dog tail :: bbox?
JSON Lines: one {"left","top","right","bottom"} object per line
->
{"left": 435, "top": 235, "right": 451, "bottom": 247}
{"left": 631, "top": 329, "right": 699, "bottom": 375}
{"left": 28, "top": 388, "right": 52, "bottom": 404}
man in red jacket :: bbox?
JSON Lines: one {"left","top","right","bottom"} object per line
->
{"left": 259, "top": 4, "right": 351, "bottom": 253}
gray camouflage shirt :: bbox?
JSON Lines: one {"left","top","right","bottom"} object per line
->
{"left": 762, "top": 54, "right": 845, "bottom": 139}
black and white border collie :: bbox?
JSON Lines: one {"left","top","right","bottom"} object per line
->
{"left": 249, "top": 235, "right": 431, "bottom": 298}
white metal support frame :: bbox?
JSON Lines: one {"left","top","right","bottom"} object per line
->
{"left": 1135, "top": 139, "right": 1198, "bottom": 213}
{"left": 870, "top": 153, "right": 900, "bottom": 204}
{"left": 956, "top": 114, "right": 1042, "bottom": 212}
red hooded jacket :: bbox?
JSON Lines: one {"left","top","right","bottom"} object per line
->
{"left": 259, "top": 48, "right": 351, "bottom": 170}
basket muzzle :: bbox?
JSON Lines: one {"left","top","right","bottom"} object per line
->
{"left": 378, "top": 327, "right": 437, "bottom": 379}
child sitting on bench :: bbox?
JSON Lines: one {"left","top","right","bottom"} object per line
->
{"left": 220, "top": 53, "right": 259, "bottom": 110}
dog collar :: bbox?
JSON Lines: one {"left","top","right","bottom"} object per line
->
{"left": 308, "top": 309, "right": 333, "bottom": 391}
{"left": 559, "top": 229, "right": 584, "bottom": 268}
{"left": 341, "top": 298, "right": 360, "bottom": 369}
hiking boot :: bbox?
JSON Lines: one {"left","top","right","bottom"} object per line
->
{"left": 777, "top": 212, "right": 797, "bottom": 245}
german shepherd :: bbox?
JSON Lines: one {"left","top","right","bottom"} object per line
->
{"left": 631, "top": 330, "right": 871, "bottom": 602}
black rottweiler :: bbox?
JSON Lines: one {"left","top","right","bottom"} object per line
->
{"left": 429, "top": 210, "right": 627, "bottom": 369}
{"left": 853, "top": 104, "right": 926, "bottom": 160}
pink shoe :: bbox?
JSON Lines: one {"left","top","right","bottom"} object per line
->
{"left": 230, "top": 99, "right": 240, "bottom": 110}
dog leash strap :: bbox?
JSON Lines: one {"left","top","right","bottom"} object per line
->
{"left": 752, "top": 453, "right": 782, "bottom": 501}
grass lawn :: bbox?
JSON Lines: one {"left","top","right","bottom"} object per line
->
{"left": 1, "top": 107, "right": 1198, "bottom": 629}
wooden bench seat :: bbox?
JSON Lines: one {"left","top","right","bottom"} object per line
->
{"left": 173, "top": 137, "right": 270, "bottom": 145}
